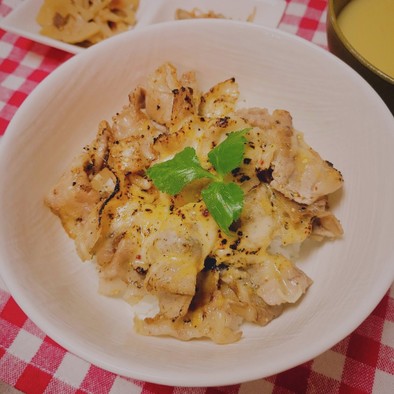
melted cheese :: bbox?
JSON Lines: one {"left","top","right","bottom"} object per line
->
{"left": 45, "top": 62, "right": 344, "bottom": 344}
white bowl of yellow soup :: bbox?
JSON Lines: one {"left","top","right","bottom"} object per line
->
{"left": 327, "top": 0, "right": 394, "bottom": 114}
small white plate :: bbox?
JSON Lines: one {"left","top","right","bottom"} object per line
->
{"left": 0, "top": 0, "right": 286, "bottom": 54}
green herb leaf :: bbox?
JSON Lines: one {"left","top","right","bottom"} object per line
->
{"left": 146, "top": 129, "right": 250, "bottom": 233}
{"left": 201, "top": 182, "right": 244, "bottom": 234}
{"left": 146, "top": 147, "right": 214, "bottom": 195}
{"left": 208, "top": 128, "right": 251, "bottom": 176}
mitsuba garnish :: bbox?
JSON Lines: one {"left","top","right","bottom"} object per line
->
{"left": 147, "top": 128, "right": 251, "bottom": 234}
{"left": 45, "top": 62, "right": 344, "bottom": 344}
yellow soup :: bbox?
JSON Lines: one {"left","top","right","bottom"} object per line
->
{"left": 337, "top": 0, "right": 394, "bottom": 78}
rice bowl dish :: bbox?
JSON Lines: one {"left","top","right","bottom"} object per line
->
{"left": 0, "top": 20, "right": 393, "bottom": 386}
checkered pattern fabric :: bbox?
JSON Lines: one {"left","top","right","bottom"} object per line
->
{"left": 279, "top": 0, "right": 329, "bottom": 47}
{"left": 1, "top": 286, "right": 393, "bottom": 393}
{"left": 1, "top": 1, "right": 393, "bottom": 393}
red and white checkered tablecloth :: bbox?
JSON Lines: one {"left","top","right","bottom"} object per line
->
{"left": 0, "top": 1, "right": 393, "bottom": 393}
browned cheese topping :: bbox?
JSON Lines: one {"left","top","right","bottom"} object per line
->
{"left": 45, "top": 63, "right": 344, "bottom": 343}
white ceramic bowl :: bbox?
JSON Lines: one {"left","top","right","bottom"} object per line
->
{"left": 1, "top": 20, "right": 394, "bottom": 387}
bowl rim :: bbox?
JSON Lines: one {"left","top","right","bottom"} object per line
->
{"left": 328, "top": 0, "right": 394, "bottom": 85}
{"left": 1, "top": 18, "right": 394, "bottom": 387}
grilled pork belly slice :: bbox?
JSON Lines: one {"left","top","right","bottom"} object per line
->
{"left": 46, "top": 62, "right": 343, "bottom": 343}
